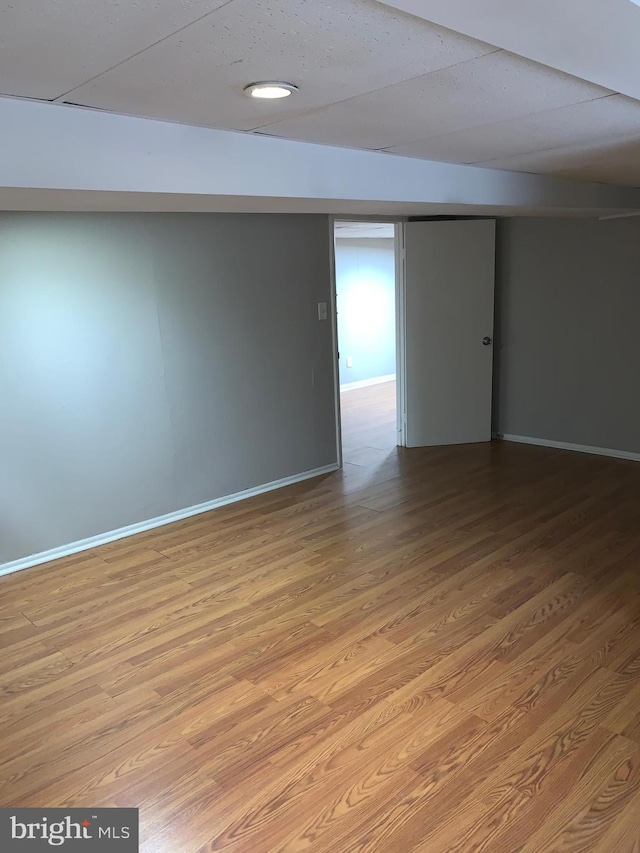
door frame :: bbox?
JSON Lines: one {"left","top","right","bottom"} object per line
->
{"left": 394, "top": 221, "right": 407, "bottom": 449}
{"left": 329, "top": 215, "right": 408, "bottom": 468}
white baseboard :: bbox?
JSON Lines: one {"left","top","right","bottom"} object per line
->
{"left": 340, "top": 374, "right": 396, "bottom": 392}
{"left": 500, "top": 434, "right": 640, "bottom": 463}
{"left": 0, "top": 463, "right": 339, "bottom": 578}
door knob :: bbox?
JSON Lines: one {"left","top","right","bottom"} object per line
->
{"left": 482, "top": 336, "right": 492, "bottom": 346}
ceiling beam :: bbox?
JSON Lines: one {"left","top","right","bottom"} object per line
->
{"left": 2, "top": 98, "right": 640, "bottom": 214}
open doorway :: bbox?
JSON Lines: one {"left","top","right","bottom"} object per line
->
{"left": 333, "top": 220, "right": 403, "bottom": 466}
{"left": 331, "top": 218, "right": 495, "bottom": 462}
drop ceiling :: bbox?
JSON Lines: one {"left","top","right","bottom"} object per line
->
{"left": 2, "top": 0, "right": 640, "bottom": 187}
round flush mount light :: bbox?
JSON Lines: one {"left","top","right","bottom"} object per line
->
{"left": 243, "top": 81, "right": 298, "bottom": 100}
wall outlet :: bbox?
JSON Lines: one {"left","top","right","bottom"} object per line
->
{"left": 346, "top": 356, "right": 353, "bottom": 368}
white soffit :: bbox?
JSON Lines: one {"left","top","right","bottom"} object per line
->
{"left": 260, "top": 50, "right": 608, "bottom": 150}
{"left": 0, "top": 188, "right": 636, "bottom": 218}
{"left": 4, "top": 98, "right": 640, "bottom": 216}
{"left": 375, "top": 0, "right": 640, "bottom": 102}
{"left": 59, "top": 0, "right": 496, "bottom": 131}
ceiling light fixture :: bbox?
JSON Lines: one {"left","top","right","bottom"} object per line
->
{"left": 243, "top": 82, "right": 298, "bottom": 100}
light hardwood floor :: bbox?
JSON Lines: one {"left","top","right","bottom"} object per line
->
{"left": 2, "top": 382, "right": 640, "bottom": 851}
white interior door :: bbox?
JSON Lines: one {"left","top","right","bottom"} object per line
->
{"left": 403, "top": 219, "right": 496, "bottom": 447}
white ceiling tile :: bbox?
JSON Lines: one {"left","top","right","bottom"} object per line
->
{"left": 477, "top": 135, "right": 640, "bottom": 187}
{"left": 261, "top": 49, "right": 610, "bottom": 150}
{"left": 0, "top": 0, "right": 230, "bottom": 100}
{"left": 375, "top": 0, "right": 640, "bottom": 102}
{"left": 62, "top": 0, "right": 496, "bottom": 130}
{"left": 385, "top": 96, "right": 640, "bottom": 164}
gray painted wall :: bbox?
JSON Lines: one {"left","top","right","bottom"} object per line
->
{"left": 0, "top": 213, "right": 336, "bottom": 566}
{"left": 495, "top": 217, "right": 640, "bottom": 453}
{"left": 335, "top": 238, "right": 396, "bottom": 385}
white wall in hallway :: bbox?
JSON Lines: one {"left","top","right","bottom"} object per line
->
{"left": 336, "top": 237, "right": 396, "bottom": 387}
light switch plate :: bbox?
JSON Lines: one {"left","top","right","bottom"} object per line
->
{"left": 317, "top": 302, "right": 328, "bottom": 321}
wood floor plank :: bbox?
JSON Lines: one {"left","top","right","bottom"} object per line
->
{"left": 518, "top": 739, "right": 640, "bottom": 853}
{"left": 2, "top": 381, "right": 640, "bottom": 851}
